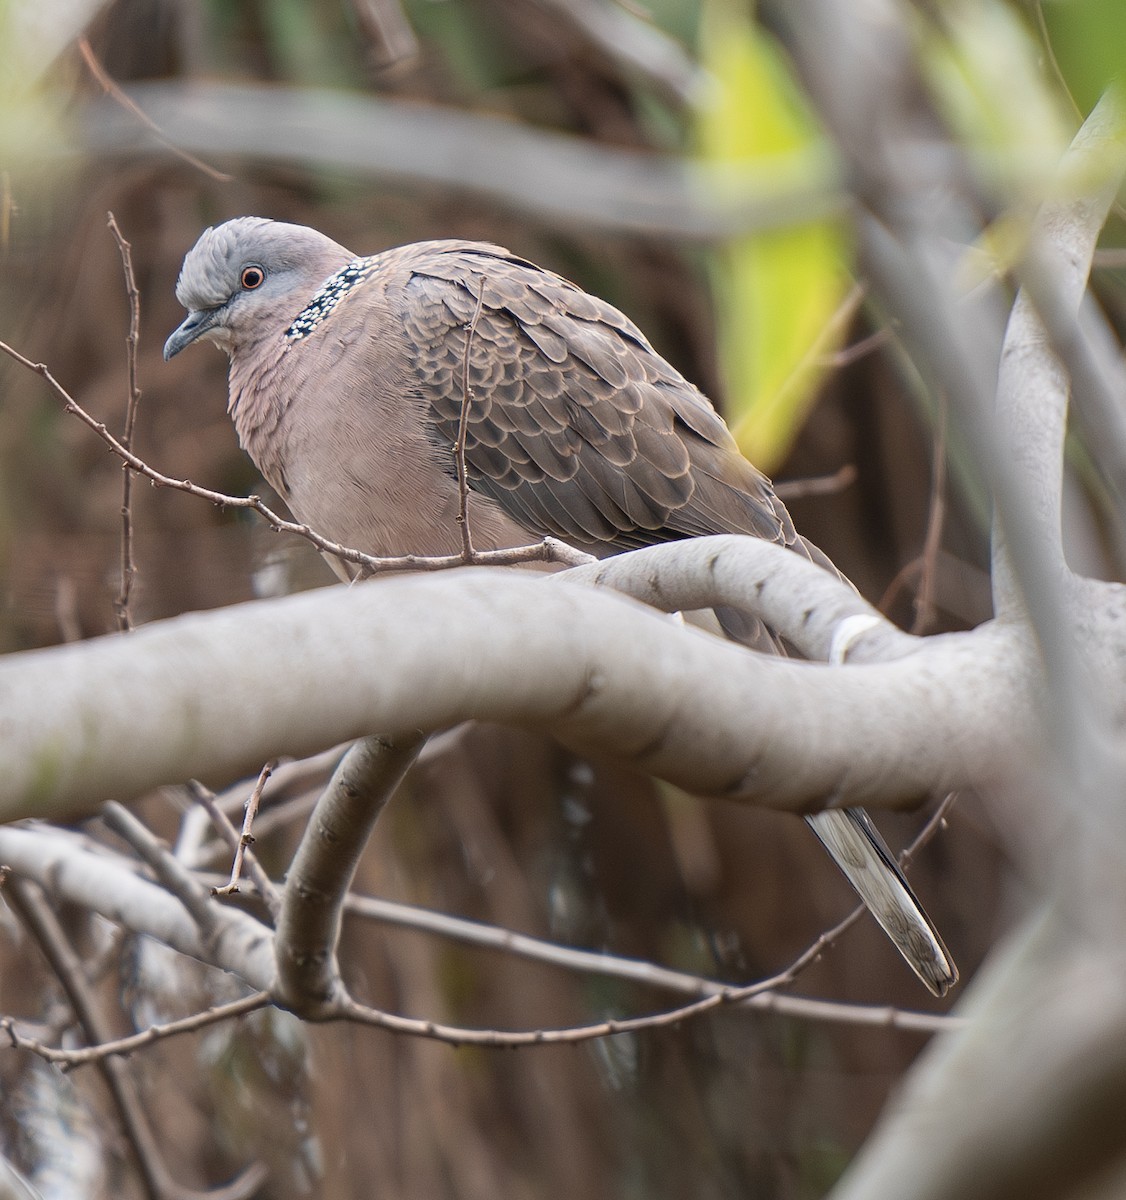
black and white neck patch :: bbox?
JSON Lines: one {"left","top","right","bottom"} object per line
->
{"left": 285, "top": 257, "right": 380, "bottom": 342}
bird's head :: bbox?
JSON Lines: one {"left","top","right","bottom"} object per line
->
{"left": 163, "top": 217, "right": 354, "bottom": 360}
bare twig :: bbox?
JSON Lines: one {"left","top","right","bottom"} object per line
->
{"left": 209, "top": 762, "right": 274, "bottom": 901}
{"left": 78, "top": 38, "right": 232, "bottom": 182}
{"left": 3, "top": 991, "right": 271, "bottom": 1069}
{"left": 525, "top": 0, "right": 706, "bottom": 108}
{"left": 455, "top": 279, "right": 487, "bottom": 560}
{"left": 1030, "top": 2, "right": 1086, "bottom": 125}
{"left": 101, "top": 801, "right": 216, "bottom": 933}
{"left": 107, "top": 212, "right": 141, "bottom": 632}
{"left": 912, "top": 396, "right": 948, "bottom": 635}
{"left": 188, "top": 780, "right": 281, "bottom": 918}
{"left": 340, "top": 891, "right": 957, "bottom": 1034}
{"left": 329, "top": 796, "right": 959, "bottom": 1046}
{"left": 878, "top": 557, "right": 920, "bottom": 617}
{"left": 0, "top": 337, "right": 593, "bottom": 573}
{"left": 825, "top": 326, "right": 892, "bottom": 368}
{"left": 774, "top": 463, "right": 857, "bottom": 502}
{"left": 4, "top": 878, "right": 267, "bottom": 1200}
{"left": 876, "top": 397, "right": 949, "bottom": 627}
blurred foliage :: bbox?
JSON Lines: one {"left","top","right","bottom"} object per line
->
{"left": 0, "top": 0, "right": 68, "bottom": 204}
{"left": 1038, "top": 0, "right": 1126, "bottom": 115}
{"left": 923, "top": 1, "right": 1073, "bottom": 175}
{"left": 696, "top": 0, "right": 851, "bottom": 471}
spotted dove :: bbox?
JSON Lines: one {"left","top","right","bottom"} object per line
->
{"left": 165, "top": 217, "right": 957, "bottom": 996}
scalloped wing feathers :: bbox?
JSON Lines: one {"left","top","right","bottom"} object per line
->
{"left": 387, "top": 241, "right": 798, "bottom": 553}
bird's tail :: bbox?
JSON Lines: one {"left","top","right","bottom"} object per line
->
{"left": 805, "top": 807, "right": 958, "bottom": 997}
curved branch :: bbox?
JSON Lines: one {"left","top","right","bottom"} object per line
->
{"left": 0, "top": 564, "right": 1037, "bottom": 820}
{"left": 273, "top": 733, "right": 425, "bottom": 1015}
{"left": 0, "top": 827, "right": 275, "bottom": 989}
{"left": 559, "top": 535, "right": 917, "bottom": 663}
{"left": 993, "top": 90, "right": 1126, "bottom": 610}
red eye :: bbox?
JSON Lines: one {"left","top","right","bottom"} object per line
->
{"left": 241, "top": 266, "right": 265, "bottom": 290}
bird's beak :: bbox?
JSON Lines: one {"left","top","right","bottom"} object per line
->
{"left": 163, "top": 308, "right": 222, "bottom": 360}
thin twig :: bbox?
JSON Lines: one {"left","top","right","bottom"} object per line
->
{"left": 78, "top": 38, "right": 232, "bottom": 183}
{"left": 876, "top": 400, "right": 949, "bottom": 627}
{"left": 456, "top": 279, "right": 487, "bottom": 560}
{"left": 107, "top": 212, "right": 141, "bottom": 632}
{"left": 0, "top": 337, "right": 593, "bottom": 573}
{"left": 210, "top": 762, "right": 274, "bottom": 902}
{"left": 331, "top": 797, "right": 960, "bottom": 1047}
{"left": 912, "top": 395, "right": 948, "bottom": 635}
{"left": 900, "top": 793, "right": 957, "bottom": 872}
{"left": 188, "top": 780, "right": 281, "bottom": 918}
{"left": 1031, "top": 2, "right": 1085, "bottom": 124}
{"left": 528, "top": 0, "right": 705, "bottom": 107}
{"left": 3, "top": 992, "right": 271, "bottom": 1069}
{"left": 877, "top": 555, "right": 921, "bottom": 615}
{"left": 774, "top": 463, "right": 857, "bottom": 502}
{"left": 825, "top": 325, "right": 892, "bottom": 368}
{"left": 339, "top": 890, "right": 957, "bottom": 1033}
{"left": 101, "top": 802, "right": 217, "bottom": 933}
{"left": 4, "top": 878, "right": 267, "bottom": 1200}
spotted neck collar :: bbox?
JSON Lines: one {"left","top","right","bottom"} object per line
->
{"left": 284, "top": 256, "right": 379, "bottom": 342}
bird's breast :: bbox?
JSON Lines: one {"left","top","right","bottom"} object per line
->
{"left": 230, "top": 333, "right": 532, "bottom": 560}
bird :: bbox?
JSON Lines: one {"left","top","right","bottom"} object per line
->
{"left": 165, "top": 217, "right": 957, "bottom": 996}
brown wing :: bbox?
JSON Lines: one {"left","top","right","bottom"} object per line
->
{"left": 393, "top": 241, "right": 801, "bottom": 553}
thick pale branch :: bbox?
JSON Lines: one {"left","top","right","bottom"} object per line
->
{"left": 559, "top": 536, "right": 916, "bottom": 663}
{"left": 782, "top": 5, "right": 1126, "bottom": 1197}
{"left": 0, "top": 565, "right": 1035, "bottom": 821}
{"left": 993, "top": 91, "right": 1126, "bottom": 609}
{"left": 273, "top": 733, "right": 425, "bottom": 1015}
{"left": 0, "top": 827, "right": 275, "bottom": 989}
{"left": 831, "top": 912, "right": 1126, "bottom": 1200}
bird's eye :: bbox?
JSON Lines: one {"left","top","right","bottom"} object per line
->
{"left": 241, "top": 266, "right": 265, "bottom": 290}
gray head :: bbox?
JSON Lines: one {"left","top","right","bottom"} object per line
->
{"left": 163, "top": 218, "right": 354, "bottom": 361}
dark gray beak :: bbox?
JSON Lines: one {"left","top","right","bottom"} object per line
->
{"left": 163, "top": 308, "right": 221, "bottom": 360}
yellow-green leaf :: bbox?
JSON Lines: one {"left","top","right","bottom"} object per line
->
{"left": 696, "top": 0, "right": 850, "bottom": 471}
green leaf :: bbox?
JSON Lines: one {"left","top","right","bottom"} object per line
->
{"left": 1040, "top": 0, "right": 1126, "bottom": 115}
{"left": 696, "top": 0, "right": 850, "bottom": 470}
